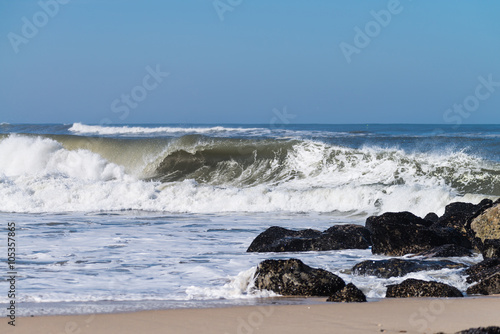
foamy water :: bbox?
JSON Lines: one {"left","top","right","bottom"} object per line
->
{"left": 0, "top": 211, "right": 482, "bottom": 316}
{"left": 0, "top": 123, "right": 498, "bottom": 315}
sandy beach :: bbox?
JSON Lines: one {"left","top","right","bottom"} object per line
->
{"left": 2, "top": 296, "right": 500, "bottom": 334}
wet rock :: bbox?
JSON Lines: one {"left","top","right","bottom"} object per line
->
{"left": 247, "top": 226, "right": 321, "bottom": 252}
{"left": 466, "top": 272, "right": 500, "bottom": 295}
{"left": 465, "top": 258, "right": 500, "bottom": 284}
{"left": 311, "top": 224, "right": 371, "bottom": 251}
{"left": 470, "top": 202, "right": 500, "bottom": 244}
{"left": 247, "top": 224, "right": 371, "bottom": 253}
{"left": 254, "top": 259, "right": 345, "bottom": 296}
{"left": 366, "top": 211, "right": 471, "bottom": 256}
{"left": 424, "top": 212, "right": 439, "bottom": 223}
{"left": 352, "top": 258, "right": 466, "bottom": 278}
{"left": 326, "top": 283, "right": 366, "bottom": 303}
{"left": 456, "top": 327, "right": 500, "bottom": 334}
{"left": 386, "top": 278, "right": 463, "bottom": 298}
{"left": 411, "top": 244, "right": 473, "bottom": 258}
{"left": 481, "top": 239, "right": 500, "bottom": 259}
{"left": 434, "top": 200, "right": 492, "bottom": 237}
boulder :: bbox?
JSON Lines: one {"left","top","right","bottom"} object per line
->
{"left": 366, "top": 211, "right": 471, "bottom": 256}
{"left": 465, "top": 258, "right": 500, "bottom": 283}
{"left": 434, "top": 199, "right": 492, "bottom": 237}
{"left": 247, "top": 224, "right": 371, "bottom": 253}
{"left": 470, "top": 202, "right": 500, "bottom": 244}
{"left": 247, "top": 226, "right": 321, "bottom": 252}
{"left": 481, "top": 239, "right": 500, "bottom": 259}
{"left": 352, "top": 259, "right": 466, "bottom": 278}
{"left": 411, "top": 244, "right": 473, "bottom": 258}
{"left": 424, "top": 212, "right": 439, "bottom": 223}
{"left": 455, "top": 326, "right": 500, "bottom": 334}
{"left": 326, "top": 283, "right": 366, "bottom": 303}
{"left": 254, "top": 259, "right": 345, "bottom": 296}
{"left": 466, "top": 272, "right": 500, "bottom": 295}
{"left": 313, "top": 224, "right": 371, "bottom": 250}
{"left": 386, "top": 278, "right": 463, "bottom": 298}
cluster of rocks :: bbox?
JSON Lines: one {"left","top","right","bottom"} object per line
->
{"left": 452, "top": 327, "right": 500, "bottom": 334}
{"left": 248, "top": 199, "right": 500, "bottom": 302}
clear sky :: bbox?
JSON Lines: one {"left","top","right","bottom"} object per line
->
{"left": 1, "top": 0, "right": 499, "bottom": 125}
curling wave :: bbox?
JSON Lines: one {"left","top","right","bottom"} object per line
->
{"left": 0, "top": 134, "right": 498, "bottom": 215}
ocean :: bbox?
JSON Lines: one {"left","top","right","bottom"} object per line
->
{"left": 0, "top": 123, "right": 499, "bottom": 316}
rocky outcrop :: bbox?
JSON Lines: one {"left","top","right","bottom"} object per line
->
{"left": 470, "top": 201, "right": 500, "bottom": 244}
{"left": 424, "top": 212, "right": 439, "bottom": 223}
{"left": 366, "top": 211, "right": 471, "bottom": 256}
{"left": 455, "top": 326, "right": 500, "bottom": 334}
{"left": 247, "top": 227, "right": 321, "bottom": 252}
{"left": 386, "top": 278, "right": 463, "bottom": 298}
{"left": 316, "top": 225, "right": 372, "bottom": 250}
{"left": 465, "top": 258, "right": 500, "bottom": 283}
{"left": 411, "top": 244, "right": 473, "bottom": 258}
{"left": 465, "top": 255, "right": 500, "bottom": 294}
{"left": 481, "top": 239, "right": 500, "bottom": 259}
{"left": 467, "top": 272, "right": 500, "bottom": 295}
{"left": 434, "top": 200, "right": 492, "bottom": 237}
{"left": 254, "top": 259, "right": 345, "bottom": 296}
{"left": 352, "top": 259, "right": 466, "bottom": 278}
{"left": 247, "top": 224, "right": 371, "bottom": 253}
{"left": 326, "top": 283, "right": 366, "bottom": 303}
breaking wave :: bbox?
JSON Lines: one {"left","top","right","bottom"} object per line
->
{"left": 0, "top": 133, "right": 498, "bottom": 215}
{"left": 69, "top": 122, "right": 269, "bottom": 136}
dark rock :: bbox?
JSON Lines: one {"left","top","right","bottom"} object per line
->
{"left": 411, "top": 244, "right": 473, "bottom": 258}
{"left": 467, "top": 272, "right": 500, "bottom": 295}
{"left": 386, "top": 278, "right": 463, "bottom": 298}
{"left": 366, "top": 211, "right": 471, "bottom": 256}
{"left": 352, "top": 258, "right": 466, "bottom": 278}
{"left": 431, "top": 226, "right": 472, "bottom": 246}
{"left": 247, "top": 224, "right": 371, "bottom": 253}
{"left": 465, "top": 258, "right": 500, "bottom": 283}
{"left": 247, "top": 226, "right": 321, "bottom": 252}
{"left": 424, "top": 212, "right": 439, "bottom": 223}
{"left": 254, "top": 259, "right": 345, "bottom": 296}
{"left": 455, "top": 326, "right": 500, "bottom": 334}
{"left": 311, "top": 224, "right": 371, "bottom": 251}
{"left": 435, "top": 199, "right": 493, "bottom": 236}
{"left": 326, "top": 283, "right": 366, "bottom": 303}
{"left": 482, "top": 239, "right": 500, "bottom": 259}
{"left": 470, "top": 202, "right": 500, "bottom": 244}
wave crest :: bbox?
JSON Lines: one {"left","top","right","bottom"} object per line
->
{"left": 0, "top": 134, "right": 498, "bottom": 214}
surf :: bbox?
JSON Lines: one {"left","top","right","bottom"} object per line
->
{"left": 0, "top": 133, "right": 498, "bottom": 215}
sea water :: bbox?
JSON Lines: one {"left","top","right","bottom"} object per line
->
{"left": 0, "top": 123, "right": 498, "bottom": 315}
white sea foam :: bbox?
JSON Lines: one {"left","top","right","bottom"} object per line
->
{"left": 69, "top": 122, "right": 269, "bottom": 136}
{"left": 186, "top": 267, "right": 278, "bottom": 300}
{"left": 1, "top": 125, "right": 498, "bottom": 316}
{"left": 0, "top": 134, "right": 494, "bottom": 215}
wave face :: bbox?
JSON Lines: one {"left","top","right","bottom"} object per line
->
{"left": 1, "top": 128, "right": 498, "bottom": 215}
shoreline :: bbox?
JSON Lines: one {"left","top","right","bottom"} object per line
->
{"left": 2, "top": 296, "right": 500, "bottom": 334}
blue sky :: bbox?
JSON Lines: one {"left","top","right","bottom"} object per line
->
{"left": 1, "top": 0, "right": 499, "bottom": 124}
